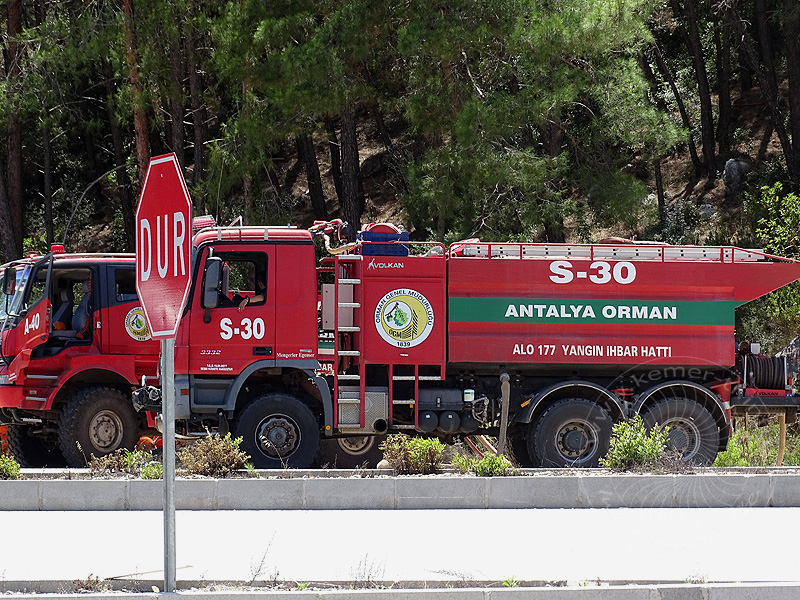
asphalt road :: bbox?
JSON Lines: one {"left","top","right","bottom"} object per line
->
{"left": 2, "top": 507, "right": 798, "bottom": 587}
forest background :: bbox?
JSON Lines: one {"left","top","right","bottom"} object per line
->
{"left": 0, "top": 0, "right": 799, "bottom": 351}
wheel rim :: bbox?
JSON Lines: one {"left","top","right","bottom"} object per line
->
{"left": 256, "top": 414, "right": 300, "bottom": 459}
{"left": 555, "top": 418, "right": 598, "bottom": 463}
{"left": 88, "top": 410, "right": 125, "bottom": 452}
{"left": 661, "top": 417, "right": 701, "bottom": 458}
{"left": 337, "top": 436, "right": 373, "bottom": 456}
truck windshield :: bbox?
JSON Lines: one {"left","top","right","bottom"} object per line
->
{"left": 5, "top": 264, "right": 33, "bottom": 317}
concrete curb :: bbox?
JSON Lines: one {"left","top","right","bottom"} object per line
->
{"left": 4, "top": 470, "right": 799, "bottom": 510}
{"left": 3, "top": 582, "right": 800, "bottom": 599}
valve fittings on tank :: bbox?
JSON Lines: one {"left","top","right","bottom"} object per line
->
{"left": 132, "top": 385, "right": 163, "bottom": 413}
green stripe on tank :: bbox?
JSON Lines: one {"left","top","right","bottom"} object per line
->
{"left": 448, "top": 297, "right": 736, "bottom": 326}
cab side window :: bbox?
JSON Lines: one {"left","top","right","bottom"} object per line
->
{"left": 114, "top": 268, "right": 138, "bottom": 303}
{"left": 205, "top": 251, "right": 267, "bottom": 308}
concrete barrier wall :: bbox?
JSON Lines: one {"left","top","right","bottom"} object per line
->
{"left": 2, "top": 471, "right": 798, "bottom": 511}
{"left": 4, "top": 582, "right": 800, "bottom": 599}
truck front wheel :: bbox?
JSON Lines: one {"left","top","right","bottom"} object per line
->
{"left": 530, "top": 399, "right": 613, "bottom": 468}
{"left": 640, "top": 397, "right": 719, "bottom": 465}
{"left": 7, "top": 426, "right": 66, "bottom": 468}
{"left": 58, "top": 386, "right": 140, "bottom": 467}
{"left": 235, "top": 393, "right": 320, "bottom": 469}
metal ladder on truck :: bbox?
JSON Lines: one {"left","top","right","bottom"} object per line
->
{"left": 332, "top": 253, "right": 366, "bottom": 431}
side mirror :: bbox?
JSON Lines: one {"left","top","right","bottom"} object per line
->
{"left": 202, "top": 257, "right": 221, "bottom": 309}
{"left": 3, "top": 267, "right": 15, "bottom": 296}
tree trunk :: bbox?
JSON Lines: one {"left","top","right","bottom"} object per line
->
{"left": 674, "top": 0, "right": 717, "bottom": 178}
{"left": 102, "top": 57, "right": 136, "bottom": 250}
{"left": 738, "top": 47, "right": 754, "bottom": 92}
{"left": 43, "top": 124, "right": 53, "bottom": 247}
{"left": 715, "top": 15, "right": 732, "bottom": 156}
{"left": 0, "top": 162, "right": 18, "bottom": 261}
{"left": 652, "top": 42, "right": 702, "bottom": 172}
{"left": 186, "top": 27, "right": 207, "bottom": 194}
{"left": 168, "top": 32, "right": 185, "bottom": 167}
{"left": 372, "top": 103, "right": 393, "bottom": 152}
{"left": 6, "top": 0, "right": 23, "bottom": 253}
{"left": 340, "top": 107, "right": 362, "bottom": 239}
{"left": 754, "top": 0, "right": 778, "bottom": 99}
{"left": 242, "top": 174, "right": 252, "bottom": 225}
{"left": 727, "top": 2, "right": 798, "bottom": 179}
{"left": 241, "top": 79, "right": 252, "bottom": 225}
{"left": 121, "top": 0, "right": 151, "bottom": 185}
{"left": 655, "top": 159, "right": 665, "bottom": 224}
{"left": 297, "top": 135, "right": 328, "bottom": 221}
{"left": 785, "top": 0, "right": 800, "bottom": 177}
{"left": 325, "top": 117, "right": 343, "bottom": 202}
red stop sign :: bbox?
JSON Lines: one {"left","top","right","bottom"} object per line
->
{"left": 135, "top": 153, "right": 193, "bottom": 340}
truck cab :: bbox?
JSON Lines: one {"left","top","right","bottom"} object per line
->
{"left": 162, "top": 226, "right": 324, "bottom": 467}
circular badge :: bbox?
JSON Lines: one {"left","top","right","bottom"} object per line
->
{"left": 374, "top": 289, "right": 434, "bottom": 348}
{"left": 125, "top": 307, "right": 151, "bottom": 341}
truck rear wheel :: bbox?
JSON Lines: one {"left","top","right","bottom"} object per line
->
{"left": 317, "top": 435, "right": 386, "bottom": 469}
{"left": 7, "top": 426, "right": 66, "bottom": 468}
{"left": 640, "top": 397, "right": 718, "bottom": 465}
{"left": 530, "top": 399, "right": 613, "bottom": 468}
{"left": 235, "top": 393, "right": 320, "bottom": 469}
{"left": 58, "top": 386, "right": 140, "bottom": 467}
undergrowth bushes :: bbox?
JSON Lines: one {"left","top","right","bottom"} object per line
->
{"left": 600, "top": 415, "right": 669, "bottom": 471}
{"left": 380, "top": 434, "right": 445, "bottom": 474}
{"left": 177, "top": 433, "right": 250, "bottom": 477}
{"left": 714, "top": 416, "right": 800, "bottom": 467}
{"left": 0, "top": 452, "right": 21, "bottom": 480}
{"left": 88, "top": 433, "right": 250, "bottom": 478}
{"left": 453, "top": 450, "right": 515, "bottom": 476}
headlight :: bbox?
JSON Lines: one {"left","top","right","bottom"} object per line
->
{"left": 0, "top": 374, "right": 9, "bottom": 385}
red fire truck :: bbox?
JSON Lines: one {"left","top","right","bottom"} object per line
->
{"left": 3, "top": 220, "right": 800, "bottom": 468}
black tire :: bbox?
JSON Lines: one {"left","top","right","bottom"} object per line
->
{"left": 529, "top": 399, "right": 613, "bottom": 468}
{"left": 316, "top": 435, "right": 386, "bottom": 469}
{"left": 235, "top": 393, "right": 320, "bottom": 469}
{"left": 58, "top": 386, "right": 141, "bottom": 467}
{"left": 641, "top": 397, "right": 719, "bottom": 465}
{"left": 7, "top": 426, "right": 67, "bottom": 468}
{"left": 508, "top": 430, "right": 534, "bottom": 467}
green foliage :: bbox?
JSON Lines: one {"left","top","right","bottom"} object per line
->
{"left": 452, "top": 452, "right": 477, "bottom": 474}
{"left": 88, "top": 449, "right": 158, "bottom": 477}
{"left": 474, "top": 453, "right": 514, "bottom": 477}
{"left": 737, "top": 181, "right": 800, "bottom": 354}
{"left": 178, "top": 433, "right": 250, "bottom": 478}
{"left": 379, "top": 434, "right": 445, "bottom": 474}
{"left": 141, "top": 462, "right": 164, "bottom": 480}
{"left": 399, "top": 0, "right": 674, "bottom": 242}
{"left": 714, "top": 417, "right": 800, "bottom": 467}
{"left": 451, "top": 445, "right": 515, "bottom": 476}
{"left": 752, "top": 182, "right": 800, "bottom": 257}
{"left": 644, "top": 199, "right": 701, "bottom": 245}
{"left": 502, "top": 577, "right": 519, "bottom": 588}
{"left": 600, "top": 416, "right": 668, "bottom": 470}
{"left": 0, "top": 452, "right": 22, "bottom": 480}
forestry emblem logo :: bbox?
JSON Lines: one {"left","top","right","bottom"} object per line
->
{"left": 125, "top": 306, "right": 151, "bottom": 341}
{"left": 375, "top": 288, "right": 434, "bottom": 348}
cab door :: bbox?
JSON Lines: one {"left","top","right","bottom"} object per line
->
{"left": 187, "top": 245, "right": 276, "bottom": 376}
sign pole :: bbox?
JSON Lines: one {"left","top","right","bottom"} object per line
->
{"left": 134, "top": 153, "right": 192, "bottom": 594}
{"left": 162, "top": 338, "right": 176, "bottom": 592}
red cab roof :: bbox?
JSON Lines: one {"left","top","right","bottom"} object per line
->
{"left": 193, "top": 226, "right": 312, "bottom": 247}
